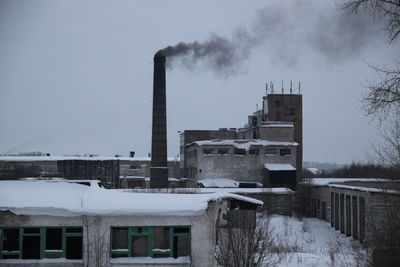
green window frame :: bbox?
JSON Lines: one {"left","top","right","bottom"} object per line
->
{"left": 110, "top": 226, "right": 191, "bottom": 258}
{"left": 0, "top": 227, "right": 83, "bottom": 260}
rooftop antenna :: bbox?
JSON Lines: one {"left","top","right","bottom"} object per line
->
{"left": 290, "top": 81, "right": 293, "bottom": 94}
{"left": 265, "top": 83, "right": 268, "bottom": 95}
{"left": 298, "top": 81, "right": 301, "bottom": 94}
{"left": 256, "top": 104, "right": 259, "bottom": 110}
{"left": 281, "top": 80, "right": 284, "bottom": 94}
{"left": 271, "top": 81, "right": 274, "bottom": 94}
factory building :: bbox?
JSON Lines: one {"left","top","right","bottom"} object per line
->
{"left": 180, "top": 86, "right": 302, "bottom": 189}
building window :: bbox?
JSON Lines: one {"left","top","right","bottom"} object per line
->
{"left": 290, "top": 108, "right": 295, "bottom": 115}
{"left": 264, "top": 149, "right": 276, "bottom": 156}
{"left": 280, "top": 149, "right": 291, "bottom": 156}
{"left": 0, "top": 227, "right": 83, "bottom": 260}
{"left": 110, "top": 226, "right": 190, "bottom": 259}
{"left": 276, "top": 114, "right": 282, "bottom": 121}
{"left": 251, "top": 116, "right": 257, "bottom": 127}
{"left": 130, "top": 165, "right": 140, "bottom": 170}
{"left": 203, "top": 148, "right": 214, "bottom": 155}
{"left": 217, "top": 149, "right": 229, "bottom": 155}
{"left": 275, "top": 100, "right": 281, "bottom": 107}
{"left": 234, "top": 149, "right": 246, "bottom": 155}
{"left": 248, "top": 149, "right": 259, "bottom": 155}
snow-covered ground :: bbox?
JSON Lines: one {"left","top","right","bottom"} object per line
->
{"left": 265, "top": 214, "right": 369, "bottom": 267}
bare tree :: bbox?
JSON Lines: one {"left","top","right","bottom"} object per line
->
{"left": 340, "top": 0, "right": 400, "bottom": 42}
{"left": 370, "top": 114, "right": 400, "bottom": 167}
{"left": 216, "top": 212, "right": 281, "bottom": 267}
{"left": 340, "top": 0, "right": 400, "bottom": 169}
{"left": 82, "top": 215, "right": 110, "bottom": 267}
{"left": 367, "top": 182, "right": 400, "bottom": 266}
{"left": 362, "top": 62, "right": 400, "bottom": 120}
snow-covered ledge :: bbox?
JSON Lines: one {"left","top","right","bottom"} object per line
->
{"left": 109, "top": 256, "right": 190, "bottom": 265}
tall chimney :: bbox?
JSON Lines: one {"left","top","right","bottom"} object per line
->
{"left": 150, "top": 53, "right": 168, "bottom": 188}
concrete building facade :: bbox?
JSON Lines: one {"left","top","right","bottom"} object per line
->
{"left": 184, "top": 139, "right": 297, "bottom": 188}
{"left": 304, "top": 179, "right": 400, "bottom": 244}
{"left": 0, "top": 180, "right": 262, "bottom": 266}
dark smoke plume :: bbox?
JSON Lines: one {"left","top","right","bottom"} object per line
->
{"left": 156, "top": 1, "right": 382, "bottom": 76}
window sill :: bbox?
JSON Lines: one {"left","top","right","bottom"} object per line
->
{"left": 0, "top": 259, "right": 83, "bottom": 264}
{"left": 110, "top": 256, "right": 190, "bottom": 265}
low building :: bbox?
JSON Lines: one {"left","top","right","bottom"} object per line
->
{"left": 0, "top": 156, "right": 181, "bottom": 188}
{"left": 303, "top": 178, "right": 400, "bottom": 244}
{"left": 0, "top": 180, "right": 262, "bottom": 266}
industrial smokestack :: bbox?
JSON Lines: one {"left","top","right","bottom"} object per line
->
{"left": 150, "top": 53, "right": 168, "bottom": 188}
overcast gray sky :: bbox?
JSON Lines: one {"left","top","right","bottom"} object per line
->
{"left": 0, "top": 0, "right": 398, "bottom": 163}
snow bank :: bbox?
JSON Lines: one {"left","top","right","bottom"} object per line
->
{"left": 0, "top": 180, "right": 262, "bottom": 217}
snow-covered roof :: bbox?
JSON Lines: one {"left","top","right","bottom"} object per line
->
{"left": 306, "top": 168, "right": 321, "bottom": 175}
{"left": 122, "top": 187, "right": 293, "bottom": 195}
{"left": 327, "top": 183, "right": 399, "bottom": 194}
{"left": 264, "top": 163, "right": 296, "bottom": 171}
{"left": 0, "top": 156, "right": 178, "bottom": 162}
{"left": 189, "top": 139, "right": 297, "bottom": 150}
{"left": 0, "top": 180, "right": 262, "bottom": 217}
{"left": 304, "top": 178, "right": 388, "bottom": 186}
{"left": 198, "top": 178, "right": 239, "bottom": 188}
{"left": 261, "top": 124, "right": 294, "bottom": 128}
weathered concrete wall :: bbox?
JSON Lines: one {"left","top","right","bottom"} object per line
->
{"left": 119, "top": 160, "right": 180, "bottom": 178}
{"left": 307, "top": 185, "right": 400, "bottom": 244}
{"left": 259, "top": 125, "right": 294, "bottom": 142}
{"left": 186, "top": 145, "right": 296, "bottom": 183}
{"left": 0, "top": 200, "right": 224, "bottom": 266}
{"left": 238, "top": 192, "right": 294, "bottom": 216}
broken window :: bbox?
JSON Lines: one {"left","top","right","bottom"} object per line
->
{"left": 153, "top": 227, "right": 170, "bottom": 257}
{"left": 203, "top": 148, "right": 214, "bottom": 155}
{"left": 234, "top": 149, "right": 246, "bottom": 155}
{"left": 0, "top": 226, "right": 83, "bottom": 260}
{"left": 22, "top": 236, "right": 40, "bottom": 259}
{"left": 132, "top": 236, "right": 148, "bottom": 256}
{"left": 1, "top": 228, "right": 20, "bottom": 259}
{"left": 111, "top": 228, "right": 128, "bottom": 258}
{"left": 112, "top": 228, "right": 128, "bottom": 249}
{"left": 249, "top": 148, "right": 259, "bottom": 155}
{"left": 110, "top": 226, "right": 190, "bottom": 259}
{"left": 45, "top": 228, "right": 63, "bottom": 258}
{"left": 264, "top": 148, "right": 276, "bottom": 155}
{"left": 66, "top": 236, "right": 82, "bottom": 259}
{"left": 217, "top": 149, "right": 229, "bottom": 155}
